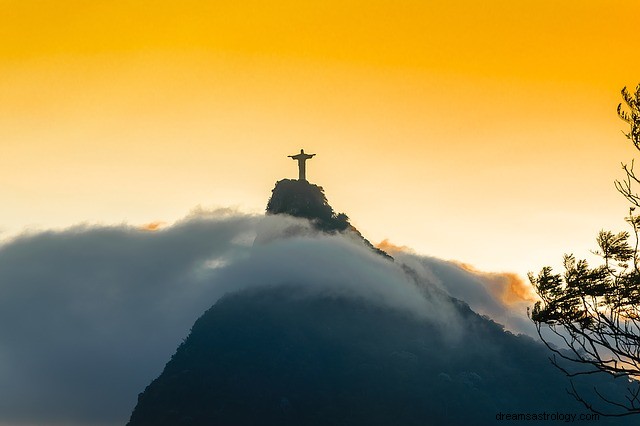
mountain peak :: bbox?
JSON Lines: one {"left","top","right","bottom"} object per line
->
{"left": 265, "top": 179, "right": 392, "bottom": 260}
{"left": 266, "top": 179, "right": 349, "bottom": 232}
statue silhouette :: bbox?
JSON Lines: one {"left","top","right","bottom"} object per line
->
{"left": 288, "top": 149, "right": 316, "bottom": 181}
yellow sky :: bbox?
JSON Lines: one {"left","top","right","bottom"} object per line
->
{"left": 1, "top": 1, "right": 639, "bottom": 277}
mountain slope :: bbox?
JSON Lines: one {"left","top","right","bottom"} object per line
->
{"left": 127, "top": 285, "right": 634, "bottom": 425}
{"left": 127, "top": 179, "right": 635, "bottom": 425}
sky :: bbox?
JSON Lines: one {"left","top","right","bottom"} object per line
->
{"left": 2, "top": 1, "right": 640, "bottom": 277}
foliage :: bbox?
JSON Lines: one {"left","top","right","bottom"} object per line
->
{"left": 530, "top": 85, "right": 640, "bottom": 416}
{"left": 616, "top": 85, "right": 640, "bottom": 206}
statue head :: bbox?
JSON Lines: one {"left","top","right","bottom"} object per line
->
{"left": 300, "top": 149, "right": 304, "bottom": 153}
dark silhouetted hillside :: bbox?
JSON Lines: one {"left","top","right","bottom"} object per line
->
{"left": 127, "top": 286, "right": 633, "bottom": 425}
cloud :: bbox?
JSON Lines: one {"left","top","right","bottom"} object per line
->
{"left": 0, "top": 211, "right": 536, "bottom": 425}
{"left": 454, "top": 262, "right": 537, "bottom": 305}
{"left": 385, "top": 246, "right": 537, "bottom": 337}
{"left": 219, "top": 221, "right": 464, "bottom": 332}
{"left": 139, "top": 221, "right": 167, "bottom": 231}
{"left": 0, "top": 210, "right": 257, "bottom": 426}
{"left": 375, "top": 238, "right": 415, "bottom": 254}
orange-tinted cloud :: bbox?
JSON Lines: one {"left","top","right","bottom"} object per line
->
{"left": 376, "top": 239, "right": 414, "bottom": 254}
{"left": 378, "top": 242, "right": 538, "bottom": 306}
{"left": 454, "top": 262, "right": 537, "bottom": 305}
{"left": 140, "top": 221, "right": 166, "bottom": 232}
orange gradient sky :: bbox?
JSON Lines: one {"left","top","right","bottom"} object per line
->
{"left": 1, "top": 1, "right": 640, "bottom": 277}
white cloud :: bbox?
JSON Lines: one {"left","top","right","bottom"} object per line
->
{"left": 0, "top": 210, "right": 538, "bottom": 425}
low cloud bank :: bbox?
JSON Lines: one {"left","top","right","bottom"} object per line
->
{"left": 0, "top": 210, "right": 257, "bottom": 425}
{"left": 0, "top": 211, "right": 535, "bottom": 425}
{"left": 380, "top": 242, "right": 537, "bottom": 337}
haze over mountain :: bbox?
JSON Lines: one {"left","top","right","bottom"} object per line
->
{"left": 127, "top": 180, "right": 633, "bottom": 425}
{"left": 0, "top": 179, "right": 633, "bottom": 425}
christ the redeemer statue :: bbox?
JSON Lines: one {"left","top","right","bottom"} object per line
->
{"left": 288, "top": 149, "right": 316, "bottom": 181}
